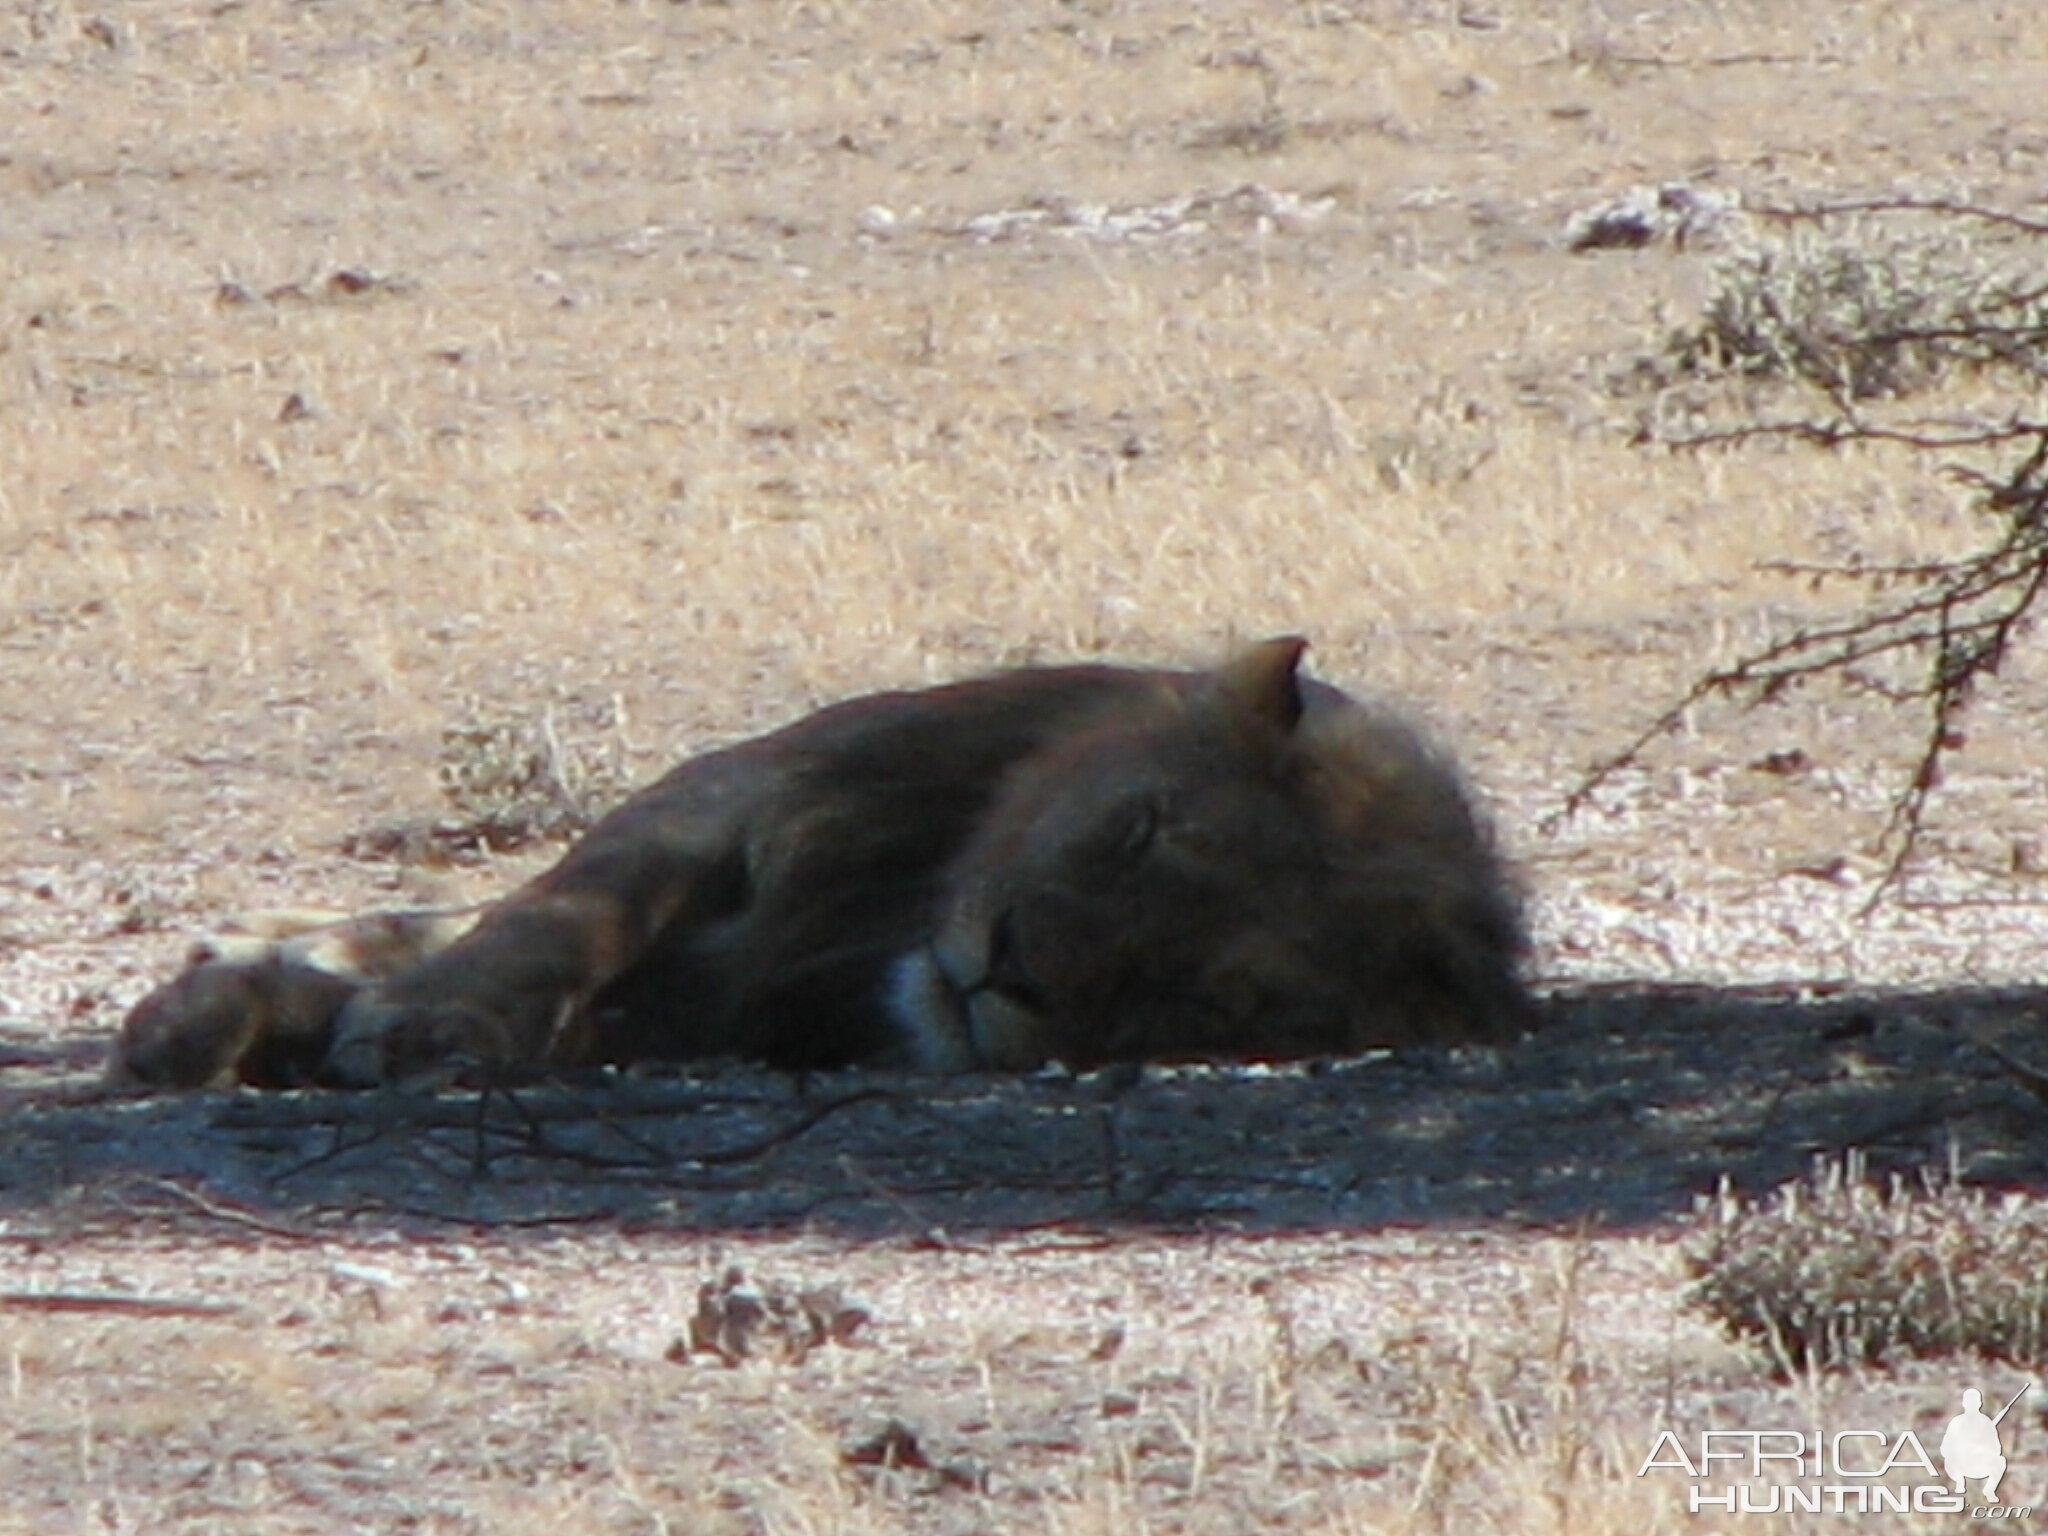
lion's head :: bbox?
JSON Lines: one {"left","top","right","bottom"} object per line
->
{"left": 889, "top": 638, "right": 1527, "bottom": 1071}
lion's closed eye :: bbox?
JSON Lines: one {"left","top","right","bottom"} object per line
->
{"left": 1100, "top": 796, "right": 1162, "bottom": 864}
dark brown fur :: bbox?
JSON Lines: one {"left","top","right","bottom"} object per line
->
{"left": 113, "top": 640, "right": 1528, "bottom": 1089}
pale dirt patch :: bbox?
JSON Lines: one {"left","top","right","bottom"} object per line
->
{"left": 5, "top": 1, "right": 2048, "bottom": 1530}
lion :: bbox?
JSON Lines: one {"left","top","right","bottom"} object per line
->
{"left": 111, "top": 638, "right": 1528, "bottom": 1089}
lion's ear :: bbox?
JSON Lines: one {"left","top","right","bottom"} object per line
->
{"left": 1216, "top": 636, "right": 1309, "bottom": 734}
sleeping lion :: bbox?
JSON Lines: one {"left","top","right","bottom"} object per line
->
{"left": 112, "top": 638, "right": 1528, "bottom": 1089}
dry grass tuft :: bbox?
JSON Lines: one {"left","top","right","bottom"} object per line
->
{"left": 1687, "top": 1154, "right": 2048, "bottom": 1373}
{"left": 433, "top": 701, "right": 634, "bottom": 849}
{"left": 332, "top": 699, "right": 633, "bottom": 862}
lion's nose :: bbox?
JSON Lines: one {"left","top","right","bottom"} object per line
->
{"left": 981, "top": 908, "right": 1053, "bottom": 1011}
{"left": 933, "top": 908, "right": 1047, "bottom": 1010}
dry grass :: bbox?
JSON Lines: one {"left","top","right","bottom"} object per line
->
{"left": 0, "top": 1223, "right": 1714, "bottom": 1534}
{"left": 6, "top": 0, "right": 2048, "bottom": 1530}
{"left": 8, "top": 0, "right": 2040, "bottom": 862}
{"left": 0, "top": 1218, "right": 2027, "bottom": 1534}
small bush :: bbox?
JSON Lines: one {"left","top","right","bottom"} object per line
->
{"left": 1686, "top": 1157, "right": 2048, "bottom": 1373}
{"left": 436, "top": 706, "right": 632, "bottom": 850}
{"left": 1665, "top": 229, "right": 2048, "bottom": 399}
{"left": 344, "top": 703, "right": 636, "bottom": 863}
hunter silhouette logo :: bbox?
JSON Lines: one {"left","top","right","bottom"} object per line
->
{"left": 1942, "top": 1384, "right": 2030, "bottom": 1504}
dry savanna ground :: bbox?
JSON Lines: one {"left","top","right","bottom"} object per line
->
{"left": 4, "top": 0, "right": 2048, "bottom": 1530}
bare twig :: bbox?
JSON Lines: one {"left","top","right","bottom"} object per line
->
{"left": 236, "top": 1078, "right": 900, "bottom": 1182}
{"left": 1961, "top": 1031, "right": 2048, "bottom": 1110}
{"left": 126, "top": 1175, "right": 332, "bottom": 1242}
{"left": 1755, "top": 557, "right": 1971, "bottom": 584}
{"left": 1659, "top": 417, "right": 2048, "bottom": 453}
{"left": 1553, "top": 419, "right": 2048, "bottom": 896}
{"left": 270, "top": 1121, "right": 392, "bottom": 1183}
{"left": 683, "top": 1088, "right": 896, "bottom": 1167}
{"left": 1755, "top": 196, "right": 2048, "bottom": 239}
{"left": 1555, "top": 49, "right": 1845, "bottom": 70}
{"left": 216, "top": 1077, "right": 805, "bottom": 1130}
{"left": 0, "top": 1290, "right": 242, "bottom": 1318}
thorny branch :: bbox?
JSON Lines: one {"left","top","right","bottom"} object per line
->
{"left": 1557, "top": 404, "right": 2048, "bottom": 896}
{"left": 1555, "top": 425, "right": 2048, "bottom": 882}
{"left": 1755, "top": 196, "right": 2048, "bottom": 240}
{"left": 1655, "top": 416, "right": 2048, "bottom": 454}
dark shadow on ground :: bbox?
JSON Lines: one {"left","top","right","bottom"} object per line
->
{"left": 3, "top": 982, "right": 2045, "bottom": 1237}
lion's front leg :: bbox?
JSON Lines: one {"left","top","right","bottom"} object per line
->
{"left": 326, "top": 754, "right": 768, "bottom": 1086}
{"left": 325, "top": 889, "right": 644, "bottom": 1084}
